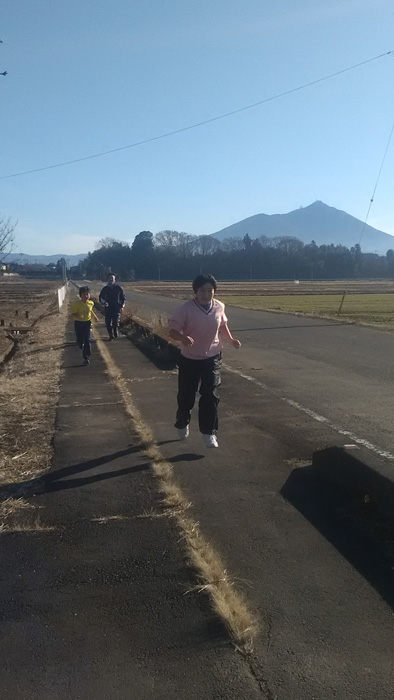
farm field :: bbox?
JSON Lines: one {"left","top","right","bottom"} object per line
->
{"left": 122, "top": 280, "right": 394, "bottom": 330}
{"left": 127, "top": 279, "right": 394, "bottom": 296}
{"left": 0, "top": 278, "right": 60, "bottom": 359}
{"left": 0, "top": 282, "right": 68, "bottom": 532}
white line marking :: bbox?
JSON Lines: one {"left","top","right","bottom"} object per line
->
{"left": 223, "top": 363, "right": 394, "bottom": 461}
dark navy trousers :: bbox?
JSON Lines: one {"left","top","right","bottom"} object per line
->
{"left": 174, "top": 353, "right": 222, "bottom": 435}
{"left": 105, "top": 308, "right": 121, "bottom": 338}
{"left": 74, "top": 320, "right": 91, "bottom": 360}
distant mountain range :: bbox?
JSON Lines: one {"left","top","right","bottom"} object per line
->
{"left": 210, "top": 201, "right": 394, "bottom": 256}
{"left": 3, "top": 253, "right": 87, "bottom": 266}
{"left": 3, "top": 203, "right": 394, "bottom": 262}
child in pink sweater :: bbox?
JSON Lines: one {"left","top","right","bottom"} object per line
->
{"left": 168, "top": 274, "right": 241, "bottom": 448}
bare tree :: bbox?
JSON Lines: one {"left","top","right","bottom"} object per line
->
{"left": 95, "top": 237, "right": 125, "bottom": 249}
{"left": 0, "top": 217, "right": 16, "bottom": 258}
{"left": 218, "top": 237, "right": 245, "bottom": 252}
{"left": 272, "top": 236, "right": 304, "bottom": 255}
{"left": 154, "top": 230, "right": 195, "bottom": 256}
{"left": 189, "top": 235, "right": 220, "bottom": 256}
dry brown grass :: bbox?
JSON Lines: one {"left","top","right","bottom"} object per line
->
{"left": 0, "top": 295, "right": 68, "bottom": 530}
{"left": 0, "top": 497, "right": 55, "bottom": 533}
{"left": 94, "top": 332, "right": 257, "bottom": 651}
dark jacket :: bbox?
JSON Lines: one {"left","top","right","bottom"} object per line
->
{"left": 99, "top": 284, "right": 126, "bottom": 311}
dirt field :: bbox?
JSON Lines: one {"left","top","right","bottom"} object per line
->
{"left": 0, "top": 279, "right": 69, "bottom": 531}
{"left": 125, "top": 279, "right": 394, "bottom": 297}
{"left": 0, "top": 278, "right": 60, "bottom": 360}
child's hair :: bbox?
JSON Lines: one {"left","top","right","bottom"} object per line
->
{"left": 79, "top": 286, "right": 90, "bottom": 297}
{"left": 192, "top": 274, "right": 217, "bottom": 293}
{"left": 107, "top": 273, "right": 116, "bottom": 279}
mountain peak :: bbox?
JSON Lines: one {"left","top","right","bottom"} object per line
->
{"left": 210, "top": 202, "right": 394, "bottom": 255}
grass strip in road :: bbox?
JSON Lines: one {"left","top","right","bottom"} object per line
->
{"left": 94, "top": 332, "right": 257, "bottom": 653}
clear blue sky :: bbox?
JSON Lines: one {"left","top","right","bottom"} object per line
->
{"left": 1, "top": 0, "right": 394, "bottom": 255}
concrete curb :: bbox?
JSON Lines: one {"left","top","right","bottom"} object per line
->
{"left": 120, "top": 318, "right": 180, "bottom": 369}
{"left": 313, "top": 445, "right": 394, "bottom": 524}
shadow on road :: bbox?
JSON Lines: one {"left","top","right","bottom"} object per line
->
{"left": 0, "top": 445, "right": 148, "bottom": 500}
{"left": 0, "top": 445, "right": 206, "bottom": 502}
{"left": 280, "top": 465, "right": 394, "bottom": 612}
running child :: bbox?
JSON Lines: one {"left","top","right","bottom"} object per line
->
{"left": 70, "top": 286, "right": 99, "bottom": 365}
{"left": 168, "top": 274, "right": 241, "bottom": 448}
{"left": 99, "top": 273, "right": 126, "bottom": 340}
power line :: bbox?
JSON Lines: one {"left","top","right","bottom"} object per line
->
{"left": 1, "top": 49, "right": 393, "bottom": 181}
{"left": 0, "top": 38, "right": 6, "bottom": 76}
{"left": 358, "top": 115, "right": 394, "bottom": 246}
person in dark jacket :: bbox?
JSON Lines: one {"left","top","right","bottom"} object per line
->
{"left": 99, "top": 273, "right": 126, "bottom": 340}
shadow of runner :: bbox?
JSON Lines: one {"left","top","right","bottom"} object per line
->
{"left": 280, "top": 465, "right": 394, "bottom": 612}
{"left": 0, "top": 445, "right": 148, "bottom": 500}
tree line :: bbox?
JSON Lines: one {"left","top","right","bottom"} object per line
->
{"left": 70, "top": 231, "right": 394, "bottom": 281}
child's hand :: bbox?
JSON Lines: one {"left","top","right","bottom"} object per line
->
{"left": 181, "top": 335, "right": 194, "bottom": 347}
{"left": 230, "top": 338, "right": 241, "bottom": 349}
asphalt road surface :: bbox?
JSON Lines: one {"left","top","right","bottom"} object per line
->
{"left": 38, "top": 284, "right": 393, "bottom": 700}
{"left": 118, "top": 287, "right": 394, "bottom": 461}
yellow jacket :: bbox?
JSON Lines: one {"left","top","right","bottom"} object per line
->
{"left": 71, "top": 299, "right": 95, "bottom": 321}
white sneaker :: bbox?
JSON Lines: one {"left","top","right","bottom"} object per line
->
{"left": 202, "top": 434, "right": 218, "bottom": 448}
{"left": 177, "top": 426, "right": 189, "bottom": 440}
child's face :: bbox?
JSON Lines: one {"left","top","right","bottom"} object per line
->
{"left": 80, "top": 291, "right": 90, "bottom": 302}
{"left": 195, "top": 283, "right": 215, "bottom": 305}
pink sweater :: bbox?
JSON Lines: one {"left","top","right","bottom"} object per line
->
{"left": 169, "top": 298, "right": 228, "bottom": 359}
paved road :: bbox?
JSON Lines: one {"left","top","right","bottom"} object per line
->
{"left": 119, "top": 288, "right": 394, "bottom": 461}
{"left": 0, "top": 320, "right": 263, "bottom": 700}
{"left": 49, "top": 285, "right": 394, "bottom": 699}
{"left": 108, "top": 315, "right": 394, "bottom": 700}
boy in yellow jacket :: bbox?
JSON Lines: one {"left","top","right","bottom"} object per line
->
{"left": 70, "top": 286, "right": 99, "bottom": 365}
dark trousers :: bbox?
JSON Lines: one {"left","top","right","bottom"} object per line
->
{"left": 74, "top": 320, "right": 91, "bottom": 359}
{"left": 175, "top": 354, "right": 222, "bottom": 435}
{"left": 105, "top": 308, "right": 120, "bottom": 337}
